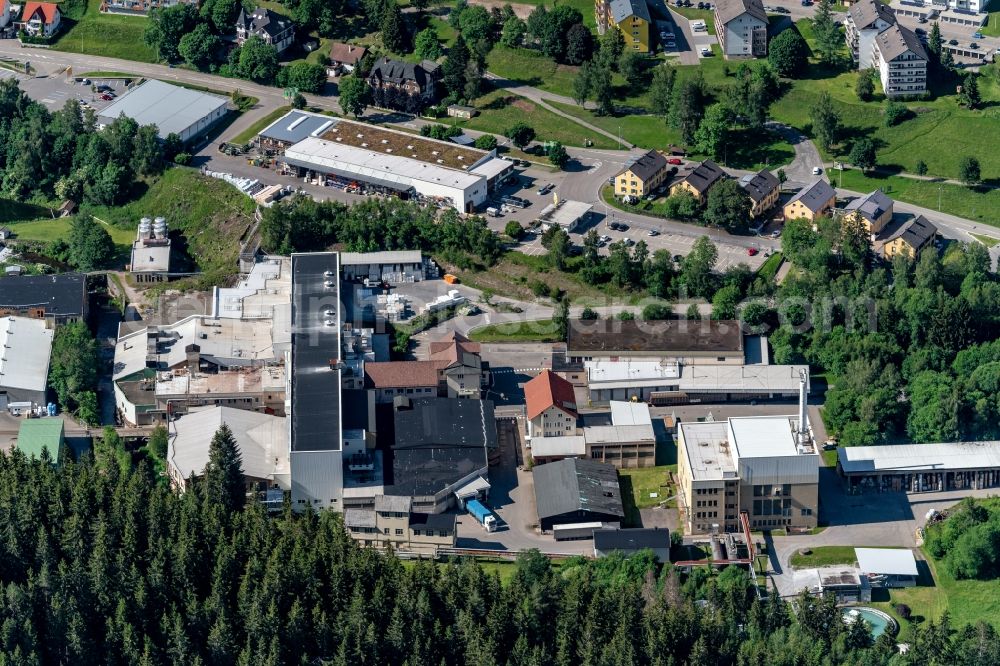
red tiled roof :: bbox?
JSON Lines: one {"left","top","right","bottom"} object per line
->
{"left": 329, "top": 42, "right": 367, "bottom": 65}
{"left": 429, "top": 331, "right": 480, "bottom": 358}
{"left": 525, "top": 370, "right": 577, "bottom": 421}
{"left": 364, "top": 360, "right": 444, "bottom": 389}
{"left": 22, "top": 1, "right": 59, "bottom": 24}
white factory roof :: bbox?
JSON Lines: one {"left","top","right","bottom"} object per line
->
{"left": 729, "top": 415, "right": 800, "bottom": 459}
{"left": 610, "top": 400, "right": 652, "bottom": 426}
{"left": 469, "top": 158, "right": 512, "bottom": 180}
{"left": 583, "top": 424, "right": 655, "bottom": 444}
{"left": 168, "top": 406, "right": 289, "bottom": 487}
{"left": 679, "top": 421, "right": 737, "bottom": 481}
{"left": 213, "top": 257, "right": 292, "bottom": 320}
{"left": 530, "top": 435, "right": 587, "bottom": 457}
{"left": 340, "top": 250, "right": 422, "bottom": 266}
{"left": 114, "top": 315, "right": 280, "bottom": 380}
{"left": 98, "top": 79, "right": 228, "bottom": 139}
{"left": 584, "top": 360, "right": 808, "bottom": 392}
{"left": 0, "top": 316, "right": 54, "bottom": 394}
{"left": 284, "top": 136, "right": 485, "bottom": 191}
{"left": 838, "top": 441, "right": 1000, "bottom": 473}
{"left": 130, "top": 240, "right": 171, "bottom": 273}
{"left": 855, "top": 548, "right": 918, "bottom": 576}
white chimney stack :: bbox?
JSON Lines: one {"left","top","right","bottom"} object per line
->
{"left": 798, "top": 369, "right": 809, "bottom": 437}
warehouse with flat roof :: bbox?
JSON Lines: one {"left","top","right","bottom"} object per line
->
{"left": 838, "top": 441, "right": 1000, "bottom": 493}
{"left": 97, "top": 79, "right": 229, "bottom": 142}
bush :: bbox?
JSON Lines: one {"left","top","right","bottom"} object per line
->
{"left": 616, "top": 311, "right": 635, "bottom": 321}
{"left": 580, "top": 307, "right": 599, "bottom": 320}
{"left": 894, "top": 603, "right": 912, "bottom": 621}
{"left": 883, "top": 100, "right": 908, "bottom": 127}
{"left": 173, "top": 152, "right": 192, "bottom": 165}
{"left": 642, "top": 303, "right": 671, "bottom": 320}
{"left": 504, "top": 220, "right": 524, "bottom": 239}
{"left": 474, "top": 134, "right": 498, "bottom": 151}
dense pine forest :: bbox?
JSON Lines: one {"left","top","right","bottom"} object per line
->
{"left": 0, "top": 426, "right": 996, "bottom": 665}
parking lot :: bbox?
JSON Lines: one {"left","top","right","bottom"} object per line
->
{"left": 0, "top": 69, "right": 129, "bottom": 114}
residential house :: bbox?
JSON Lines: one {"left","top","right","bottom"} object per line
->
{"left": 714, "top": 0, "right": 768, "bottom": 58}
{"left": 739, "top": 169, "right": 780, "bottom": 218}
{"left": 613, "top": 149, "right": 669, "bottom": 198}
{"left": 670, "top": 160, "right": 727, "bottom": 203}
{"left": 343, "top": 495, "right": 456, "bottom": 554}
{"left": 525, "top": 370, "right": 578, "bottom": 440}
{"left": 879, "top": 214, "right": 937, "bottom": 259}
{"left": 872, "top": 24, "right": 927, "bottom": 97}
{"left": 235, "top": 8, "right": 294, "bottom": 53}
{"left": 19, "top": 2, "right": 60, "bottom": 37}
{"left": 364, "top": 334, "right": 486, "bottom": 402}
{"left": 783, "top": 179, "right": 836, "bottom": 222}
{"left": 844, "top": 189, "right": 894, "bottom": 235}
{"left": 533, "top": 458, "right": 625, "bottom": 531}
{"left": 368, "top": 58, "right": 440, "bottom": 112}
{"left": 167, "top": 406, "right": 290, "bottom": 492}
{"left": 16, "top": 419, "right": 65, "bottom": 466}
{"left": 0, "top": 273, "right": 88, "bottom": 326}
{"left": 596, "top": 0, "right": 651, "bottom": 52}
{"left": 677, "top": 415, "right": 819, "bottom": 534}
{"left": 845, "top": 0, "right": 897, "bottom": 69}
{"left": 327, "top": 42, "right": 367, "bottom": 76}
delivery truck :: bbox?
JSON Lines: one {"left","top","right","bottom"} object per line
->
{"left": 466, "top": 499, "right": 497, "bottom": 532}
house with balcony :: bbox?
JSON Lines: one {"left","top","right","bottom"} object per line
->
{"left": 19, "top": 2, "right": 60, "bottom": 37}
{"left": 596, "top": 0, "right": 651, "bottom": 52}
{"left": 845, "top": 0, "right": 897, "bottom": 68}
{"left": 714, "top": 0, "right": 768, "bottom": 59}
{"left": 872, "top": 24, "right": 928, "bottom": 97}
{"left": 235, "top": 8, "right": 294, "bottom": 54}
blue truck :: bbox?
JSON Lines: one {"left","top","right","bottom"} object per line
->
{"left": 466, "top": 499, "right": 498, "bottom": 532}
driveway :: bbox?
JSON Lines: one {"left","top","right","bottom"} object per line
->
{"left": 766, "top": 122, "right": 822, "bottom": 186}
{"left": 669, "top": 8, "right": 716, "bottom": 65}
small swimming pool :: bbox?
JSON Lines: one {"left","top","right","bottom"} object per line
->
{"left": 841, "top": 607, "right": 898, "bottom": 638}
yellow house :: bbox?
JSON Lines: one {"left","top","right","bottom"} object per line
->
{"left": 843, "top": 189, "right": 893, "bottom": 235}
{"left": 880, "top": 215, "right": 937, "bottom": 259}
{"left": 783, "top": 179, "right": 836, "bottom": 222}
{"left": 670, "top": 159, "right": 726, "bottom": 203}
{"left": 596, "top": 0, "right": 651, "bottom": 52}
{"left": 613, "top": 149, "right": 668, "bottom": 198}
{"left": 739, "top": 169, "right": 780, "bottom": 218}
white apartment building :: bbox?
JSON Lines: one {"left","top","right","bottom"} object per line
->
{"left": 845, "top": 0, "right": 898, "bottom": 68}
{"left": 714, "top": 0, "right": 769, "bottom": 58}
{"left": 872, "top": 25, "right": 928, "bottom": 97}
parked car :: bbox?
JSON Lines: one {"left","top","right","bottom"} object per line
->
{"left": 771, "top": 229, "right": 781, "bottom": 238}
{"left": 949, "top": 39, "right": 959, "bottom": 45}
{"left": 624, "top": 238, "right": 635, "bottom": 247}
{"left": 812, "top": 166, "right": 823, "bottom": 175}
{"left": 667, "top": 157, "right": 683, "bottom": 165}
{"left": 974, "top": 31, "right": 983, "bottom": 39}
{"left": 700, "top": 47, "right": 712, "bottom": 56}
{"left": 697, "top": 1, "right": 705, "bottom": 7}
{"left": 801, "top": 0, "right": 812, "bottom": 5}
{"left": 773, "top": 6, "right": 789, "bottom": 12}
{"left": 96, "top": 84, "right": 112, "bottom": 92}
{"left": 918, "top": 16, "right": 927, "bottom": 23}
{"left": 665, "top": 40, "right": 676, "bottom": 48}
{"left": 600, "top": 234, "right": 612, "bottom": 243}
{"left": 915, "top": 28, "right": 926, "bottom": 35}
{"left": 537, "top": 183, "right": 554, "bottom": 195}
{"left": 100, "top": 94, "right": 113, "bottom": 101}
{"left": 648, "top": 229, "right": 660, "bottom": 236}
{"left": 970, "top": 42, "right": 979, "bottom": 49}
{"left": 747, "top": 247, "right": 759, "bottom": 256}
{"left": 618, "top": 223, "right": 630, "bottom": 231}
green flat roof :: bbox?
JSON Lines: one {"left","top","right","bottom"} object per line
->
{"left": 17, "top": 419, "right": 65, "bottom": 464}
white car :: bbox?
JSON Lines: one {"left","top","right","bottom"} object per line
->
{"left": 692, "top": 20, "right": 706, "bottom": 31}
{"left": 700, "top": 47, "right": 712, "bottom": 56}
{"left": 812, "top": 166, "right": 823, "bottom": 175}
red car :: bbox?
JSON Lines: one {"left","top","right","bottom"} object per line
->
{"left": 747, "top": 247, "right": 759, "bottom": 256}
{"left": 100, "top": 94, "right": 114, "bottom": 101}
{"left": 667, "top": 158, "right": 683, "bottom": 165}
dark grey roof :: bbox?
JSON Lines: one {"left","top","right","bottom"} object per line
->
{"left": 409, "top": 512, "right": 456, "bottom": 531}
{"left": 533, "top": 458, "right": 625, "bottom": 521}
{"left": 739, "top": 169, "right": 779, "bottom": 204}
{"left": 0, "top": 273, "right": 86, "bottom": 316}
{"left": 715, "top": 0, "right": 767, "bottom": 26}
{"left": 344, "top": 508, "right": 377, "bottom": 528}
{"left": 593, "top": 527, "right": 670, "bottom": 553}
{"left": 876, "top": 24, "right": 927, "bottom": 62}
{"left": 849, "top": 0, "right": 896, "bottom": 31}
{"left": 610, "top": 0, "right": 650, "bottom": 23}
{"left": 620, "top": 149, "right": 667, "bottom": 183}
{"left": 567, "top": 319, "right": 743, "bottom": 354}
{"left": 682, "top": 160, "right": 727, "bottom": 193}
{"left": 787, "top": 179, "right": 836, "bottom": 213}
{"left": 341, "top": 389, "right": 372, "bottom": 431}
{"left": 387, "top": 397, "right": 496, "bottom": 497}
{"left": 289, "top": 253, "right": 342, "bottom": 453}
{"left": 259, "top": 110, "right": 337, "bottom": 144}
{"left": 888, "top": 214, "right": 937, "bottom": 249}
{"left": 369, "top": 58, "right": 436, "bottom": 90}
{"left": 844, "top": 189, "right": 893, "bottom": 223}
{"left": 237, "top": 8, "right": 293, "bottom": 39}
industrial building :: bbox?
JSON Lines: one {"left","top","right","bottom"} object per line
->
{"left": 593, "top": 527, "right": 670, "bottom": 561}
{"left": 537, "top": 199, "right": 593, "bottom": 232}
{"left": 97, "top": 79, "right": 229, "bottom": 142}
{"left": 566, "top": 319, "right": 745, "bottom": 365}
{"left": 129, "top": 217, "right": 172, "bottom": 283}
{"left": 676, "top": 378, "right": 820, "bottom": 534}
{"left": 343, "top": 495, "right": 456, "bottom": 554}
{"left": 582, "top": 401, "right": 657, "bottom": 468}
{"left": 0, "top": 316, "right": 54, "bottom": 408}
{"left": 533, "top": 458, "right": 625, "bottom": 532}
{"left": 16, "top": 418, "right": 65, "bottom": 465}
{"left": 855, "top": 548, "right": 918, "bottom": 588}
{"left": 0, "top": 272, "right": 88, "bottom": 326}
{"left": 584, "top": 360, "right": 810, "bottom": 405}
{"left": 340, "top": 250, "right": 427, "bottom": 284}
{"left": 275, "top": 116, "right": 508, "bottom": 212}
{"left": 837, "top": 441, "right": 1000, "bottom": 493}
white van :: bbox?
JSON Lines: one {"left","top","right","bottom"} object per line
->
{"left": 486, "top": 206, "right": 501, "bottom": 217}
{"left": 691, "top": 20, "right": 706, "bottom": 30}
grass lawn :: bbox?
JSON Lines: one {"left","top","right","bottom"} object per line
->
{"left": 982, "top": 11, "right": 1000, "bottom": 37}
{"left": 52, "top": 0, "right": 157, "bottom": 63}
{"left": 5, "top": 216, "right": 135, "bottom": 247}
{"left": 789, "top": 545, "right": 859, "bottom": 568}
{"left": 0, "top": 200, "right": 51, "bottom": 223}
{"left": 620, "top": 466, "right": 677, "bottom": 509}
{"left": 231, "top": 106, "right": 293, "bottom": 145}
{"left": 468, "top": 319, "right": 563, "bottom": 342}
{"left": 548, "top": 100, "right": 672, "bottom": 150}
{"left": 445, "top": 87, "right": 619, "bottom": 149}
{"left": 85, "top": 167, "right": 257, "bottom": 288}
{"left": 486, "top": 46, "right": 582, "bottom": 99}
{"left": 821, "top": 448, "right": 838, "bottom": 467}
{"left": 972, "top": 233, "right": 1000, "bottom": 247}
{"left": 756, "top": 251, "right": 784, "bottom": 280}
{"left": 838, "top": 169, "right": 1000, "bottom": 227}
